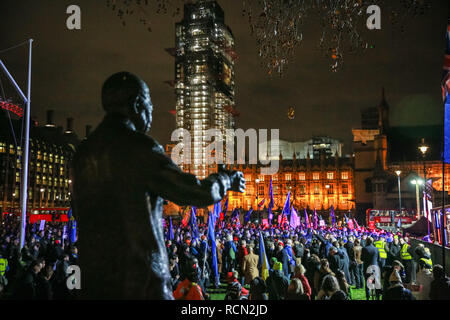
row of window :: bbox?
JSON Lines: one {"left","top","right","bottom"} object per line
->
{"left": 0, "top": 144, "right": 67, "bottom": 164}
{"left": 247, "top": 183, "right": 350, "bottom": 196}
{"left": 244, "top": 172, "right": 349, "bottom": 182}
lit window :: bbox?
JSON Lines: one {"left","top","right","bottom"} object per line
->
{"left": 314, "top": 184, "right": 320, "bottom": 194}
{"left": 342, "top": 184, "right": 349, "bottom": 194}
{"left": 272, "top": 175, "right": 278, "bottom": 181}
{"left": 285, "top": 173, "right": 292, "bottom": 181}
{"left": 327, "top": 172, "right": 334, "bottom": 180}
{"left": 259, "top": 175, "right": 265, "bottom": 182}
{"left": 244, "top": 174, "right": 252, "bottom": 182}
{"left": 0, "top": 142, "right": 5, "bottom": 153}
{"left": 327, "top": 184, "right": 334, "bottom": 194}
{"left": 299, "top": 172, "right": 306, "bottom": 181}
{"left": 341, "top": 172, "right": 349, "bottom": 180}
{"left": 299, "top": 184, "right": 306, "bottom": 195}
{"left": 313, "top": 172, "right": 320, "bottom": 180}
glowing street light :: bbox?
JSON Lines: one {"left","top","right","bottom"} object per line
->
{"left": 411, "top": 179, "right": 424, "bottom": 220}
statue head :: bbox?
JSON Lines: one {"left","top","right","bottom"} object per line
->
{"left": 102, "top": 72, "right": 153, "bottom": 133}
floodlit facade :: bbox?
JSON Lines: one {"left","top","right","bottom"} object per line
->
{"left": 168, "top": 0, "right": 237, "bottom": 178}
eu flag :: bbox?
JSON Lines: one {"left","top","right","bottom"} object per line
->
{"left": 189, "top": 207, "right": 200, "bottom": 240}
{"left": 70, "top": 218, "right": 77, "bottom": 243}
{"left": 244, "top": 209, "right": 253, "bottom": 224}
{"left": 207, "top": 213, "right": 220, "bottom": 287}
{"left": 168, "top": 217, "right": 174, "bottom": 241}
{"left": 268, "top": 178, "right": 274, "bottom": 209}
{"left": 282, "top": 191, "right": 291, "bottom": 216}
{"left": 443, "top": 21, "right": 450, "bottom": 162}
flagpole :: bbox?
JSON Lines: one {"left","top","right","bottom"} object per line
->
{"left": 442, "top": 96, "right": 447, "bottom": 275}
{"left": 19, "top": 39, "right": 33, "bottom": 249}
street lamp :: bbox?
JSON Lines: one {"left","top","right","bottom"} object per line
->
{"left": 40, "top": 188, "right": 45, "bottom": 208}
{"left": 411, "top": 179, "right": 424, "bottom": 220}
{"left": 395, "top": 170, "right": 402, "bottom": 228}
{"left": 255, "top": 178, "right": 260, "bottom": 222}
{"left": 419, "top": 138, "right": 429, "bottom": 234}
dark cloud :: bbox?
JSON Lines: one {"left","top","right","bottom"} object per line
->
{"left": 0, "top": 0, "right": 448, "bottom": 154}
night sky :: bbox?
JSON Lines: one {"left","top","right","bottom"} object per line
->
{"left": 0, "top": 0, "right": 449, "bottom": 154}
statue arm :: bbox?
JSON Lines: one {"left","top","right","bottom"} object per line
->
{"left": 143, "top": 144, "right": 236, "bottom": 207}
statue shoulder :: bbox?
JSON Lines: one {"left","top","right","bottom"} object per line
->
{"left": 132, "top": 133, "right": 166, "bottom": 155}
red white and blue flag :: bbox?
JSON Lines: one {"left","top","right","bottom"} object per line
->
{"left": 443, "top": 20, "right": 450, "bottom": 163}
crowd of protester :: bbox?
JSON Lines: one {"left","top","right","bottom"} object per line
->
{"left": 165, "top": 216, "right": 450, "bottom": 301}
{"left": 1, "top": 210, "right": 450, "bottom": 301}
{"left": 0, "top": 215, "right": 78, "bottom": 300}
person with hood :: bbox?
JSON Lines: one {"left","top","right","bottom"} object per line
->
{"left": 429, "top": 264, "right": 450, "bottom": 300}
{"left": 383, "top": 270, "right": 415, "bottom": 300}
{"left": 173, "top": 260, "right": 205, "bottom": 300}
{"left": 224, "top": 233, "right": 237, "bottom": 273}
{"left": 266, "top": 261, "right": 289, "bottom": 300}
{"left": 249, "top": 277, "right": 268, "bottom": 300}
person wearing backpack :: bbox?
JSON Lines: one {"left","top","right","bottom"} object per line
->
{"left": 223, "top": 234, "right": 237, "bottom": 274}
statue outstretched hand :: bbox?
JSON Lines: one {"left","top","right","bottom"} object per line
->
{"left": 218, "top": 165, "right": 246, "bottom": 193}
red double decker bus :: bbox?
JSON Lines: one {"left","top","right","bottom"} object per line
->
{"left": 2, "top": 207, "right": 70, "bottom": 223}
{"left": 366, "top": 209, "right": 418, "bottom": 227}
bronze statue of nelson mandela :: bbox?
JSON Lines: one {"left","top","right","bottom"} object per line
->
{"left": 72, "top": 72, "right": 245, "bottom": 300}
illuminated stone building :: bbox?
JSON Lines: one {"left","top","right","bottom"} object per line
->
{"left": 167, "top": 0, "right": 237, "bottom": 178}
{"left": 0, "top": 110, "right": 82, "bottom": 213}
{"left": 226, "top": 152, "right": 355, "bottom": 214}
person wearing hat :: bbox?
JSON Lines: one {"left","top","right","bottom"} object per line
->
{"left": 275, "top": 240, "right": 291, "bottom": 279}
{"left": 382, "top": 260, "right": 405, "bottom": 297}
{"left": 225, "top": 281, "right": 247, "bottom": 300}
{"left": 416, "top": 258, "right": 433, "bottom": 300}
{"left": 249, "top": 277, "right": 268, "bottom": 300}
{"left": 387, "top": 235, "right": 401, "bottom": 266}
{"left": 383, "top": 270, "right": 415, "bottom": 300}
{"left": 399, "top": 237, "right": 416, "bottom": 284}
{"left": 373, "top": 235, "right": 389, "bottom": 271}
{"left": 173, "top": 258, "right": 205, "bottom": 300}
{"left": 266, "top": 261, "right": 289, "bottom": 300}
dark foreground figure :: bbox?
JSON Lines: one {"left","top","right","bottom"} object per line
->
{"left": 72, "top": 72, "right": 245, "bottom": 299}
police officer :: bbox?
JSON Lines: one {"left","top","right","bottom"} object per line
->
{"left": 419, "top": 247, "right": 433, "bottom": 269}
{"left": 0, "top": 250, "right": 9, "bottom": 287}
{"left": 399, "top": 237, "right": 415, "bottom": 284}
{"left": 374, "top": 235, "right": 389, "bottom": 271}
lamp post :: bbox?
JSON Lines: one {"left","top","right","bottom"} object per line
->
{"left": 395, "top": 170, "right": 402, "bottom": 228}
{"left": 411, "top": 179, "right": 424, "bottom": 221}
{"left": 39, "top": 188, "right": 45, "bottom": 208}
{"left": 255, "top": 178, "right": 260, "bottom": 222}
{"left": 419, "top": 138, "right": 429, "bottom": 235}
